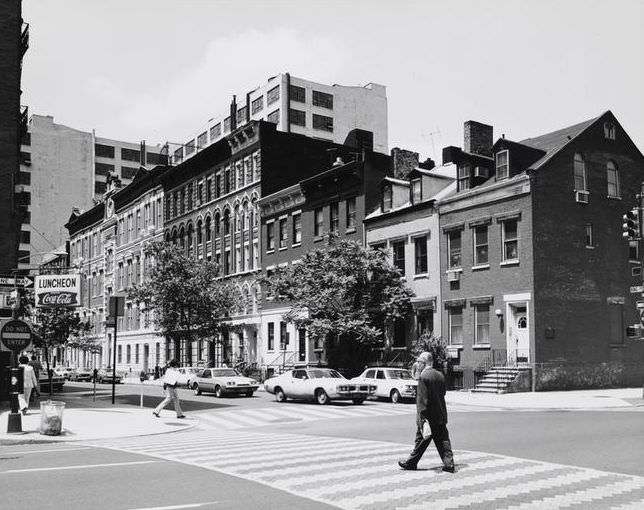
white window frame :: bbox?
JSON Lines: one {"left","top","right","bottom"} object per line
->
{"left": 573, "top": 153, "right": 587, "bottom": 191}
{"left": 448, "top": 307, "right": 463, "bottom": 345}
{"left": 448, "top": 230, "right": 462, "bottom": 268}
{"left": 413, "top": 235, "right": 428, "bottom": 275}
{"left": 502, "top": 219, "right": 519, "bottom": 262}
{"left": 474, "top": 304, "right": 490, "bottom": 345}
{"left": 473, "top": 224, "right": 489, "bottom": 266}
{"left": 495, "top": 150, "right": 509, "bottom": 180}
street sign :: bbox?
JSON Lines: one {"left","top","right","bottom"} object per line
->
{"left": 0, "top": 276, "right": 33, "bottom": 287}
{"left": 0, "top": 319, "right": 33, "bottom": 353}
{"left": 630, "top": 285, "right": 643, "bottom": 294}
{"left": 35, "top": 274, "right": 81, "bottom": 308}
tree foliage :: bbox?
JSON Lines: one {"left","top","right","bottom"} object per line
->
{"left": 128, "top": 242, "right": 243, "bottom": 346}
{"left": 410, "top": 331, "right": 448, "bottom": 370}
{"left": 260, "top": 236, "right": 414, "bottom": 345}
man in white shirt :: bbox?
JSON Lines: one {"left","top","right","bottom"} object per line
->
{"left": 152, "top": 359, "right": 185, "bottom": 418}
{"left": 18, "top": 355, "right": 39, "bottom": 415}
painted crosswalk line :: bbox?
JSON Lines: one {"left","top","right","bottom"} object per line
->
{"left": 85, "top": 430, "right": 644, "bottom": 510}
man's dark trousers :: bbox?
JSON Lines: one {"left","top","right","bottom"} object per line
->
{"left": 407, "top": 412, "right": 454, "bottom": 468}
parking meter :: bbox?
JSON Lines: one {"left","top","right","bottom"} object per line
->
{"left": 92, "top": 368, "right": 98, "bottom": 383}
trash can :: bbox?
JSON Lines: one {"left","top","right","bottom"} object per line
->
{"left": 40, "top": 400, "right": 65, "bottom": 436}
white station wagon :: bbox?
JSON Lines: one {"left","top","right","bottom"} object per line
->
{"left": 264, "top": 368, "right": 376, "bottom": 405}
{"left": 351, "top": 367, "right": 417, "bottom": 403}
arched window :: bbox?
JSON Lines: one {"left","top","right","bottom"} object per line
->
{"left": 224, "top": 209, "right": 231, "bottom": 236}
{"left": 165, "top": 232, "right": 170, "bottom": 243}
{"left": 205, "top": 216, "right": 212, "bottom": 242}
{"left": 573, "top": 153, "right": 586, "bottom": 191}
{"left": 196, "top": 220, "right": 203, "bottom": 245}
{"left": 178, "top": 227, "right": 185, "bottom": 248}
{"left": 607, "top": 160, "right": 620, "bottom": 197}
{"left": 171, "top": 229, "right": 178, "bottom": 246}
{"left": 214, "top": 212, "right": 221, "bottom": 238}
{"left": 187, "top": 223, "right": 194, "bottom": 252}
{"left": 604, "top": 122, "right": 616, "bottom": 140}
{"left": 241, "top": 202, "right": 248, "bottom": 231}
{"left": 234, "top": 205, "right": 240, "bottom": 233}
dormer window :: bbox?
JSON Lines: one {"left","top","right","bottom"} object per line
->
{"left": 604, "top": 122, "right": 616, "bottom": 140}
{"left": 458, "top": 163, "right": 471, "bottom": 191}
{"left": 411, "top": 178, "right": 421, "bottom": 203}
{"left": 573, "top": 153, "right": 587, "bottom": 191}
{"left": 495, "top": 150, "right": 509, "bottom": 180}
{"left": 382, "top": 185, "right": 392, "bottom": 212}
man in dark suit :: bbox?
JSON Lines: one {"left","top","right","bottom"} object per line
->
{"left": 398, "top": 351, "right": 455, "bottom": 472}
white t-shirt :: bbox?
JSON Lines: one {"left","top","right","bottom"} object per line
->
{"left": 163, "top": 367, "right": 179, "bottom": 387}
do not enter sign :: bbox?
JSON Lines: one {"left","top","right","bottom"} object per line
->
{"left": 0, "top": 319, "right": 33, "bottom": 353}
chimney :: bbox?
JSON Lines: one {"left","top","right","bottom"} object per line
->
{"left": 464, "top": 121, "right": 493, "bottom": 157}
{"left": 230, "top": 95, "right": 238, "bottom": 131}
{"left": 391, "top": 148, "right": 419, "bottom": 179}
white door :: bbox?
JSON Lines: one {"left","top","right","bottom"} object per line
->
{"left": 507, "top": 304, "right": 530, "bottom": 364}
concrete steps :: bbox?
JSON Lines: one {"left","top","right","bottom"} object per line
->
{"left": 472, "top": 367, "right": 522, "bottom": 394}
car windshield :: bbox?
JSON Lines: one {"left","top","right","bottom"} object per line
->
{"left": 188, "top": 368, "right": 201, "bottom": 373}
{"left": 307, "top": 369, "right": 343, "bottom": 379}
{"left": 387, "top": 370, "right": 413, "bottom": 380}
{"left": 212, "top": 369, "right": 239, "bottom": 377}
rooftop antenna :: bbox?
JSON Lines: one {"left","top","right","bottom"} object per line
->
{"left": 421, "top": 128, "right": 441, "bottom": 160}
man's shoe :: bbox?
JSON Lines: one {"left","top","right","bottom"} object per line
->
{"left": 177, "top": 415, "right": 186, "bottom": 419}
{"left": 152, "top": 411, "right": 160, "bottom": 418}
{"left": 442, "top": 466, "right": 455, "bottom": 473}
{"left": 398, "top": 460, "right": 417, "bottom": 471}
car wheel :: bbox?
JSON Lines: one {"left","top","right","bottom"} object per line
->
{"left": 275, "top": 387, "right": 287, "bottom": 402}
{"left": 214, "top": 385, "right": 223, "bottom": 398}
{"left": 391, "top": 389, "right": 401, "bottom": 404}
{"left": 316, "top": 389, "right": 329, "bottom": 405}
{"left": 245, "top": 391, "right": 254, "bottom": 397}
{"left": 352, "top": 398, "right": 364, "bottom": 405}
{"left": 193, "top": 384, "right": 201, "bottom": 396}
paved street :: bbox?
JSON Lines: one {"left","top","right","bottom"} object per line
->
{"left": 1, "top": 383, "right": 643, "bottom": 509}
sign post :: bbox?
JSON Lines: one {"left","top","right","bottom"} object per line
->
{"left": 1, "top": 318, "right": 33, "bottom": 434}
{"left": 108, "top": 296, "right": 125, "bottom": 405}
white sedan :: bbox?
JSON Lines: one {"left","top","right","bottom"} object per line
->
{"left": 351, "top": 367, "right": 417, "bottom": 403}
{"left": 264, "top": 367, "right": 376, "bottom": 405}
{"left": 190, "top": 368, "right": 259, "bottom": 397}
{"left": 176, "top": 366, "right": 202, "bottom": 388}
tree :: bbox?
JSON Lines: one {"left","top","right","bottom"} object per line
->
{"left": 410, "top": 331, "right": 448, "bottom": 370}
{"left": 31, "top": 308, "right": 92, "bottom": 396}
{"left": 128, "top": 241, "right": 243, "bottom": 366}
{"left": 261, "top": 236, "right": 414, "bottom": 374}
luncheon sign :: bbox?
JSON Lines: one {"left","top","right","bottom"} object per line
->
{"left": 35, "top": 274, "right": 81, "bottom": 308}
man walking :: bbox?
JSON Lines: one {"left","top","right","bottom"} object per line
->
{"left": 399, "top": 351, "right": 455, "bottom": 473}
{"left": 152, "top": 359, "right": 186, "bottom": 419}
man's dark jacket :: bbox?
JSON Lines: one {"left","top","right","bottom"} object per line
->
{"left": 416, "top": 367, "right": 448, "bottom": 424}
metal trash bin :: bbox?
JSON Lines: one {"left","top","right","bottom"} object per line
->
{"left": 40, "top": 400, "right": 65, "bottom": 436}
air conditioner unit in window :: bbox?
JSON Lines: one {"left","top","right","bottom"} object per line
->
{"left": 473, "top": 166, "right": 489, "bottom": 178}
{"left": 447, "top": 270, "right": 460, "bottom": 282}
{"left": 575, "top": 190, "right": 589, "bottom": 204}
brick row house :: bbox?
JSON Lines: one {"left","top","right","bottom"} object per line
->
{"left": 437, "top": 112, "right": 644, "bottom": 390}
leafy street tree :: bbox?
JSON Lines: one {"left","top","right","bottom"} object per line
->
{"left": 128, "top": 241, "right": 243, "bottom": 366}
{"left": 261, "top": 236, "right": 414, "bottom": 375}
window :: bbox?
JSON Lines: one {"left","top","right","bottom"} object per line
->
{"left": 604, "top": 122, "right": 616, "bottom": 140}
{"left": 280, "top": 321, "right": 288, "bottom": 349}
{"left": 448, "top": 230, "right": 462, "bottom": 268}
{"left": 392, "top": 240, "right": 405, "bottom": 275}
{"left": 94, "top": 181, "right": 107, "bottom": 194}
{"left": 314, "top": 207, "right": 324, "bottom": 237}
{"left": 267, "top": 110, "right": 280, "bottom": 125}
{"left": 393, "top": 320, "right": 406, "bottom": 348}
{"left": 495, "top": 150, "right": 509, "bottom": 180}
{"left": 473, "top": 225, "right": 489, "bottom": 265}
{"left": 251, "top": 96, "right": 263, "bottom": 114}
{"left": 329, "top": 202, "right": 339, "bottom": 233}
{"left": 475, "top": 304, "right": 490, "bottom": 345}
{"left": 416, "top": 309, "right": 433, "bottom": 337}
{"left": 382, "top": 185, "right": 392, "bottom": 212}
{"left": 414, "top": 236, "right": 428, "bottom": 274}
{"left": 448, "top": 307, "right": 463, "bottom": 345}
{"left": 312, "top": 114, "right": 333, "bottom": 132}
{"left": 290, "top": 109, "right": 306, "bottom": 127}
{"left": 95, "top": 144, "right": 115, "bottom": 158}
{"left": 292, "top": 212, "right": 302, "bottom": 244}
{"left": 279, "top": 218, "right": 288, "bottom": 249}
{"left": 117, "top": 345, "right": 122, "bottom": 364}
{"left": 135, "top": 344, "right": 140, "bottom": 363}
{"left": 121, "top": 148, "right": 140, "bottom": 162}
{"left": 458, "top": 163, "right": 471, "bottom": 191}
{"left": 223, "top": 117, "right": 231, "bottom": 132}
{"left": 312, "top": 90, "right": 333, "bottom": 109}
{"left": 95, "top": 162, "right": 114, "bottom": 176}
{"left": 126, "top": 345, "right": 131, "bottom": 363}
{"left": 197, "top": 131, "right": 207, "bottom": 149}
{"left": 411, "top": 179, "right": 421, "bottom": 203}
{"left": 345, "top": 197, "right": 356, "bottom": 230}
{"left": 184, "top": 139, "right": 195, "bottom": 156}
{"left": 266, "top": 221, "right": 275, "bottom": 251}
{"left": 210, "top": 123, "right": 221, "bottom": 140}
{"left": 502, "top": 220, "right": 519, "bottom": 261}
{"left": 574, "top": 153, "right": 587, "bottom": 191}
{"left": 607, "top": 160, "right": 620, "bottom": 197}
{"left": 290, "top": 84, "right": 305, "bottom": 103}
{"left": 236, "top": 106, "right": 247, "bottom": 125}
{"left": 267, "top": 85, "right": 280, "bottom": 106}
{"left": 173, "top": 147, "right": 183, "bottom": 163}
{"left": 268, "top": 323, "right": 275, "bottom": 350}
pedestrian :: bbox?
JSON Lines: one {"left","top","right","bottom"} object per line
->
{"left": 399, "top": 351, "right": 455, "bottom": 473}
{"left": 28, "top": 355, "right": 42, "bottom": 380}
{"left": 410, "top": 354, "right": 425, "bottom": 380}
{"left": 152, "top": 359, "right": 186, "bottom": 419}
{"left": 18, "top": 355, "right": 39, "bottom": 415}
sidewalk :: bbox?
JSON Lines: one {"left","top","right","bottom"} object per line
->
{"left": 446, "top": 387, "right": 644, "bottom": 409}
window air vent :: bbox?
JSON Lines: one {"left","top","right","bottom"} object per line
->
{"left": 575, "top": 190, "right": 589, "bottom": 204}
{"left": 447, "top": 270, "right": 460, "bottom": 282}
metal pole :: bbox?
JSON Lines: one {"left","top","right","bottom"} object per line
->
{"left": 111, "top": 320, "right": 118, "bottom": 405}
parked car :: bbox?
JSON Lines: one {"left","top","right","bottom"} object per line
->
{"left": 54, "top": 367, "right": 75, "bottom": 380}
{"left": 191, "top": 368, "right": 259, "bottom": 397}
{"left": 68, "top": 367, "right": 94, "bottom": 382}
{"left": 96, "top": 368, "right": 122, "bottom": 384}
{"left": 351, "top": 367, "right": 417, "bottom": 403}
{"left": 264, "top": 368, "right": 376, "bottom": 405}
{"left": 39, "top": 369, "right": 65, "bottom": 392}
{"left": 177, "top": 366, "right": 202, "bottom": 388}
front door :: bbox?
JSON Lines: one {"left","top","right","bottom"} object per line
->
{"left": 507, "top": 304, "right": 530, "bottom": 364}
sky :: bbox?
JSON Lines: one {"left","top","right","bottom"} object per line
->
{"left": 21, "top": 0, "right": 644, "bottom": 161}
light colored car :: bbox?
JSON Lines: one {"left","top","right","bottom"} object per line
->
{"left": 264, "top": 368, "right": 376, "bottom": 405}
{"left": 191, "top": 368, "right": 259, "bottom": 397}
{"left": 96, "top": 368, "right": 122, "bottom": 384}
{"left": 39, "top": 369, "right": 65, "bottom": 392}
{"left": 351, "top": 367, "right": 417, "bottom": 403}
{"left": 176, "top": 366, "right": 202, "bottom": 388}
{"left": 54, "top": 367, "right": 75, "bottom": 380}
{"left": 68, "top": 367, "right": 94, "bottom": 382}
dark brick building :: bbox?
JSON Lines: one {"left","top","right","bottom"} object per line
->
{"left": 438, "top": 113, "right": 644, "bottom": 390}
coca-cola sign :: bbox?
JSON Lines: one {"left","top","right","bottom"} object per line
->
{"left": 35, "top": 274, "right": 81, "bottom": 308}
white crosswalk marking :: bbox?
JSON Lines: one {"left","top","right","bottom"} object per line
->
{"left": 85, "top": 430, "right": 644, "bottom": 510}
